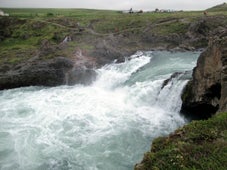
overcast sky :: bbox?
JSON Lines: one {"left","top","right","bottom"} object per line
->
{"left": 0, "top": 0, "right": 226, "bottom": 11}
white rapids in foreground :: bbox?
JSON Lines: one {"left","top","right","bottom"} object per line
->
{"left": 0, "top": 51, "right": 199, "bottom": 170}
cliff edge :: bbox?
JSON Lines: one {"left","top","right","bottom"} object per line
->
{"left": 181, "top": 29, "right": 227, "bottom": 119}
{"left": 135, "top": 27, "right": 227, "bottom": 170}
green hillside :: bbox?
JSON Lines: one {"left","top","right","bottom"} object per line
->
{"left": 207, "top": 2, "right": 227, "bottom": 12}
{"left": 1, "top": 8, "right": 227, "bottom": 65}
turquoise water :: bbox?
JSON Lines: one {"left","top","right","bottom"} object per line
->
{"left": 0, "top": 51, "right": 199, "bottom": 170}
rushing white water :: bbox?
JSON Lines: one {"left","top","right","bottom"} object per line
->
{"left": 0, "top": 51, "right": 199, "bottom": 170}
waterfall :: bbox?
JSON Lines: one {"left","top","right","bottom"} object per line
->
{"left": 0, "top": 51, "right": 199, "bottom": 170}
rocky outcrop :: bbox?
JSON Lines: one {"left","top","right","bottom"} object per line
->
{"left": 135, "top": 28, "right": 227, "bottom": 170}
{"left": 90, "top": 37, "right": 128, "bottom": 65}
{"left": 0, "top": 57, "right": 97, "bottom": 90}
{"left": 181, "top": 30, "right": 227, "bottom": 119}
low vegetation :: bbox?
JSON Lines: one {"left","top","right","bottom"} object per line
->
{"left": 135, "top": 112, "right": 227, "bottom": 170}
{"left": 207, "top": 2, "right": 227, "bottom": 12}
{"left": 1, "top": 7, "right": 227, "bottom": 65}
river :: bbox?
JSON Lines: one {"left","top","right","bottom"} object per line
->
{"left": 0, "top": 51, "right": 199, "bottom": 170}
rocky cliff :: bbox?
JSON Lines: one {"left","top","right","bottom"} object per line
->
{"left": 135, "top": 27, "right": 227, "bottom": 170}
{"left": 181, "top": 29, "right": 227, "bottom": 119}
{"left": 0, "top": 56, "right": 97, "bottom": 90}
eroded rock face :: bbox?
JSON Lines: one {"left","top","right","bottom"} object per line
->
{"left": 181, "top": 30, "right": 227, "bottom": 118}
{"left": 0, "top": 57, "right": 97, "bottom": 90}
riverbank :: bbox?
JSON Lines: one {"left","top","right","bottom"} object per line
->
{"left": 1, "top": 9, "right": 227, "bottom": 89}
{"left": 135, "top": 111, "right": 227, "bottom": 170}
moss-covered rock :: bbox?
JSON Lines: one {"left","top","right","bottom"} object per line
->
{"left": 135, "top": 112, "right": 227, "bottom": 170}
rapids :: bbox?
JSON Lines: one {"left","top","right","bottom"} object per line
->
{"left": 0, "top": 51, "right": 199, "bottom": 170}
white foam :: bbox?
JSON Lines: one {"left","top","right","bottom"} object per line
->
{"left": 0, "top": 51, "right": 199, "bottom": 170}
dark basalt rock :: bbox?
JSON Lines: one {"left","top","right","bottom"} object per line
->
{"left": 0, "top": 57, "right": 97, "bottom": 90}
{"left": 181, "top": 29, "right": 227, "bottom": 118}
{"left": 161, "top": 71, "right": 192, "bottom": 89}
{"left": 0, "top": 57, "right": 72, "bottom": 90}
{"left": 161, "top": 72, "right": 183, "bottom": 89}
{"left": 90, "top": 37, "right": 129, "bottom": 66}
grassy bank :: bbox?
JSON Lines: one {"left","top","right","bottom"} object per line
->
{"left": 135, "top": 112, "right": 227, "bottom": 170}
{"left": 1, "top": 8, "right": 227, "bottom": 64}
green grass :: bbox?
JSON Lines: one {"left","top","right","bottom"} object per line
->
{"left": 136, "top": 112, "right": 227, "bottom": 170}
{"left": 1, "top": 8, "right": 227, "bottom": 34}
{"left": 1, "top": 8, "right": 227, "bottom": 65}
{"left": 0, "top": 17, "right": 71, "bottom": 64}
{"left": 0, "top": 45, "right": 37, "bottom": 64}
{"left": 207, "top": 2, "right": 227, "bottom": 12}
{"left": 151, "top": 20, "right": 189, "bottom": 35}
{"left": 2, "top": 8, "right": 120, "bottom": 21}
